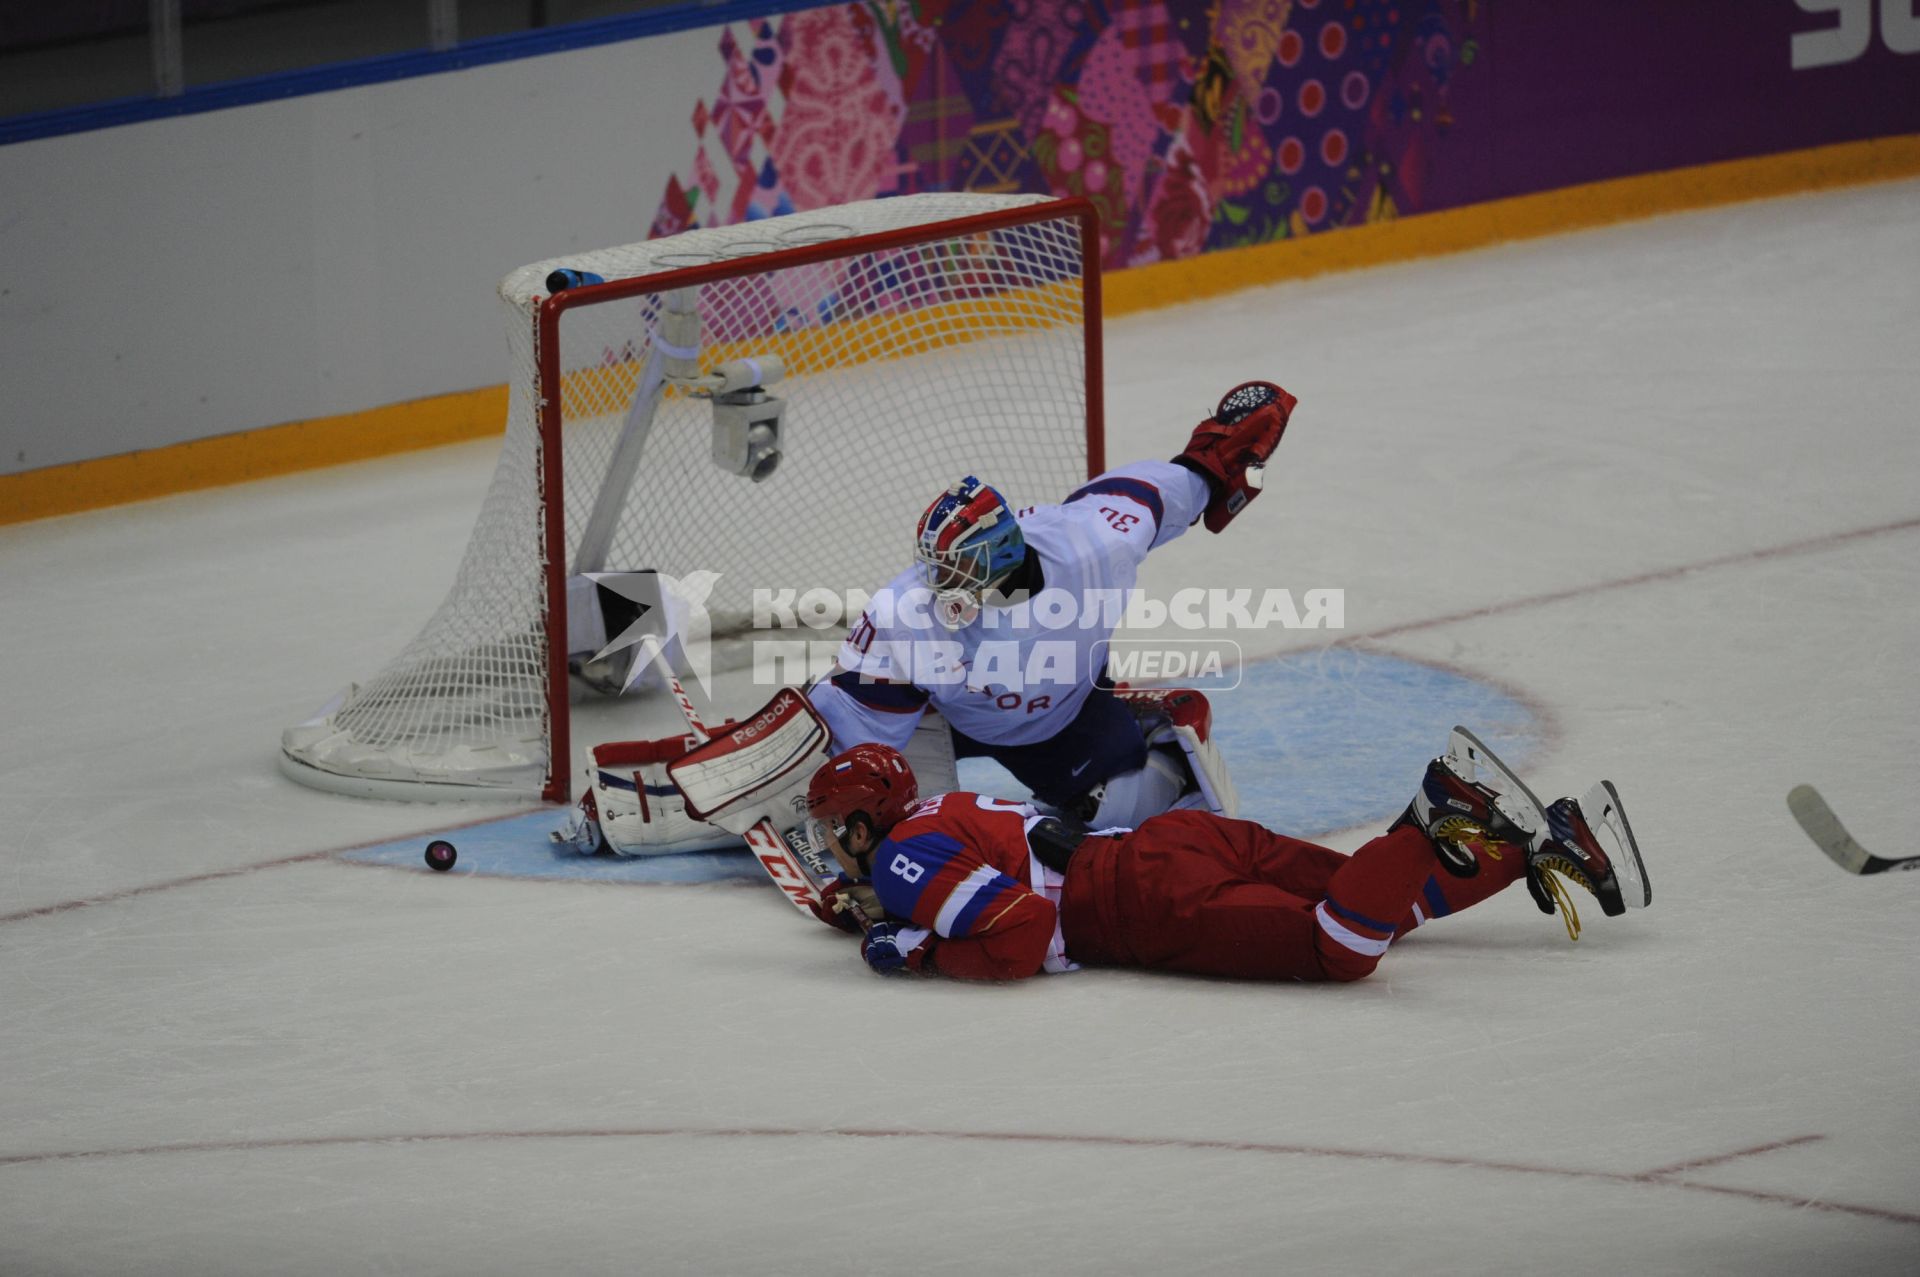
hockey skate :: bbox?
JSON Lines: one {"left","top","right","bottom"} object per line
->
{"left": 1526, "top": 782, "right": 1652, "bottom": 926}
{"left": 1393, "top": 734, "right": 1538, "bottom": 878}
{"left": 1440, "top": 727, "right": 1652, "bottom": 940}
{"left": 568, "top": 648, "right": 635, "bottom": 698}
{"left": 551, "top": 787, "right": 611, "bottom": 856}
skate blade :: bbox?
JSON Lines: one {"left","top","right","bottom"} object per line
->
{"left": 1446, "top": 726, "right": 1546, "bottom": 841}
{"left": 1582, "top": 780, "right": 1651, "bottom": 909}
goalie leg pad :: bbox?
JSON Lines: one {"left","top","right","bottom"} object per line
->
{"left": 1088, "top": 748, "right": 1189, "bottom": 829}
{"left": 573, "top": 734, "right": 743, "bottom": 855}
{"left": 1113, "top": 687, "right": 1239, "bottom": 819}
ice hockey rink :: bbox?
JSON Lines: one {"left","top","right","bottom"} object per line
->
{"left": 4, "top": 176, "right": 1917, "bottom": 1274}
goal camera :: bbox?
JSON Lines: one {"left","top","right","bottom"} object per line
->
{"left": 703, "top": 358, "right": 786, "bottom": 483}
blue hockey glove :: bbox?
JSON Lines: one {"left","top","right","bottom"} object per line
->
{"left": 861, "top": 922, "right": 918, "bottom": 976}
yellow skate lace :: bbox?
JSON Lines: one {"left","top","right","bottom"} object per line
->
{"left": 1441, "top": 814, "right": 1592, "bottom": 942}
{"left": 1434, "top": 818, "right": 1594, "bottom": 939}
{"left": 1433, "top": 817, "right": 1511, "bottom": 861}
{"left": 1530, "top": 856, "right": 1589, "bottom": 942}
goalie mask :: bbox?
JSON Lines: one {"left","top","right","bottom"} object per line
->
{"left": 805, "top": 743, "right": 920, "bottom": 875}
{"left": 914, "top": 476, "right": 1026, "bottom": 628}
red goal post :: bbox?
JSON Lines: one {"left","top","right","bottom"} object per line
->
{"left": 281, "top": 194, "right": 1104, "bottom": 804}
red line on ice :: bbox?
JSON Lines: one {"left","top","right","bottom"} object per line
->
{"left": 1337, "top": 514, "right": 1920, "bottom": 646}
{"left": 1636, "top": 1133, "right": 1826, "bottom": 1179}
{"left": 0, "top": 850, "right": 337, "bottom": 924}
{"left": 2, "top": 1126, "right": 1914, "bottom": 1229}
{"left": 0, "top": 809, "right": 543, "bottom": 926}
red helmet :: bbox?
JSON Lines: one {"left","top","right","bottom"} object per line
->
{"left": 807, "top": 743, "right": 919, "bottom": 838}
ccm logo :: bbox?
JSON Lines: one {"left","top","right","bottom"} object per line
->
{"left": 1792, "top": 0, "right": 1920, "bottom": 69}
{"left": 757, "top": 851, "right": 815, "bottom": 900}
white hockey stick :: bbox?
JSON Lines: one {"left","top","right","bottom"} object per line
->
{"left": 631, "top": 634, "right": 829, "bottom": 915}
{"left": 1787, "top": 785, "right": 1919, "bottom": 875}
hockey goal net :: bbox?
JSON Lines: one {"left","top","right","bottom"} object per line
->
{"left": 281, "top": 193, "right": 1103, "bottom": 803}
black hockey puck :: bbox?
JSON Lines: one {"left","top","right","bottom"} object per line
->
{"left": 424, "top": 840, "right": 458, "bottom": 872}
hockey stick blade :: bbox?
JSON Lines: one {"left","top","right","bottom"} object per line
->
{"left": 1787, "top": 785, "right": 1919, "bottom": 875}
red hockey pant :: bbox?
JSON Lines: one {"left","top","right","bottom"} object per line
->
{"left": 1057, "top": 810, "right": 1529, "bottom": 982}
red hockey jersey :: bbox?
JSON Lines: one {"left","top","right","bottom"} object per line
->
{"left": 861, "top": 792, "right": 1078, "bottom": 981}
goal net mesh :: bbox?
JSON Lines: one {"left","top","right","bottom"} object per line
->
{"left": 281, "top": 194, "right": 1097, "bottom": 801}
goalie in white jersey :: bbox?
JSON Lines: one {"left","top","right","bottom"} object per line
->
{"left": 807, "top": 379, "right": 1297, "bottom": 829}
{"left": 557, "top": 379, "right": 1295, "bottom": 857}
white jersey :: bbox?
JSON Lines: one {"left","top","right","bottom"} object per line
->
{"left": 811, "top": 461, "right": 1210, "bottom": 750}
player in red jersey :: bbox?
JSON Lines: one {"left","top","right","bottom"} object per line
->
{"left": 800, "top": 734, "right": 1650, "bottom": 982}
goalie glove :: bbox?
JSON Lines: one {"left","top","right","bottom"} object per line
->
{"left": 1173, "top": 380, "right": 1297, "bottom": 532}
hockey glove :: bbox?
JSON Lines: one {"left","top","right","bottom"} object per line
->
{"left": 810, "top": 876, "right": 882, "bottom": 934}
{"left": 1173, "top": 380, "right": 1297, "bottom": 532}
{"left": 861, "top": 922, "right": 927, "bottom": 976}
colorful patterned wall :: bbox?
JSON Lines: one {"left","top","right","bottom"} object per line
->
{"left": 651, "top": 0, "right": 1483, "bottom": 270}
{"left": 648, "top": 0, "right": 1920, "bottom": 273}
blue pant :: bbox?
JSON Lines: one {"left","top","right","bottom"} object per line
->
{"left": 949, "top": 685, "right": 1146, "bottom": 807}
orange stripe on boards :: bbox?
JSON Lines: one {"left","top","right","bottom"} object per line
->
{"left": 1103, "top": 132, "right": 1920, "bottom": 316}
{"left": 5, "top": 132, "right": 1915, "bottom": 526}
{"left": 0, "top": 385, "right": 507, "bottom": 527}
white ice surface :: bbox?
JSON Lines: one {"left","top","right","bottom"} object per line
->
{"left": 4, "top": 179, "right": 1919, "bottom": 1275}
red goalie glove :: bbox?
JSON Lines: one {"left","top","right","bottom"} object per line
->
{"left": 1173, "top": 380, "right": 1297, "bottom": 532}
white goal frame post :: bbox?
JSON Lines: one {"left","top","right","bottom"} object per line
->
{"left": 281, "top": 193, "right": 1105, "bottom": 804}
